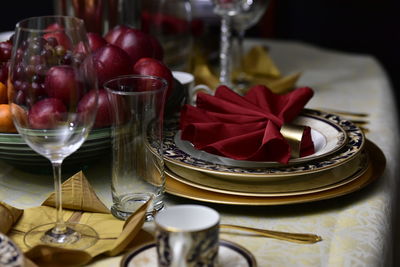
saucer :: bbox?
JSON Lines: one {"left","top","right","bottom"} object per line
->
{"left": 0, "top": 233, "right": 24, "bottom": 267}
{"left": 120, "top": 240, "right": 257, "bottom": 267}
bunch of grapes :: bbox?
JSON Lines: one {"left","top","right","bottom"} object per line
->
{"left": 10, "top": 36, "right": 86, "bottom": 106}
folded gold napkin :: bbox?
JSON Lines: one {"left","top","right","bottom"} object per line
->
{"left": 192, "top": 45, "right": 301, "bottom": 94}
{"left": 1, "top": 171, "right": 153, "bottom": 267}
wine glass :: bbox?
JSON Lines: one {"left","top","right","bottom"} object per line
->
{"left": 212, "top": 0, "right": 248, "bottom": 87}
{"left": 212, "top": 0, "right": 267, "bottom": 88}
{"left": 232, "top": 0, "right": 269, "bottom": 88}
{"left": 9, "top": 16, "right": 99, "bottom": 249}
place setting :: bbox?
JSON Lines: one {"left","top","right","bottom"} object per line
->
{"left": 161, "top": 82, "right": 384, "bottom": 206}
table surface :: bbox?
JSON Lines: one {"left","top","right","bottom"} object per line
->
{"left": 0, "top": 39, "right": 398, "bottom": 267}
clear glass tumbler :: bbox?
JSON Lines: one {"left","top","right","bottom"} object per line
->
{"left": 104, "top": 75, "right": 167, "bottom": 221}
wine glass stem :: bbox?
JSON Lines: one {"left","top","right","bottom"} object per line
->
{"left": 219, "top": 14, "right": 232, "bottom": 86}
{"left": 52, "top": 161, "right": 67, "bottom": 234}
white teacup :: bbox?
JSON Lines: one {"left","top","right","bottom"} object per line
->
{"left": 172, "top": 71, "right": 214, "bottom": 105}
{"left": 189, "top": 84, "right": 214, "bottom": 105}
{"left": 155, "top": 205, "right": 220, "bottom": 267}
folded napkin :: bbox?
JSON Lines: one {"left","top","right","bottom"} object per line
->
{"left": 1, "top": 172, "right": 153, "bottom": 267}
{"left": 192, "top": 45, "right": 301, "bottom": 95}
{"left": 180, "top": 85, "right": 315, "bottom": 163}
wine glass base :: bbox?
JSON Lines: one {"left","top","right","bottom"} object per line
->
{"left": 24, "top": 222, "right": 98, "bottom": 250}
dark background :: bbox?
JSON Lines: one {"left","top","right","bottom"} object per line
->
{"left": 254, "top": 0, "right": 400, "bottom": 106}
{"left": 2, "top": 0, "right": 399, "bottom": 106}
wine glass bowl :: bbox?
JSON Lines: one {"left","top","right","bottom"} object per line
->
{"left": 9, "top": 16, "right": 99, "bottom": 249}
{"left": 212, "top": 0, "right": 269, "bottom": 88}
{"left": 232, "top": 0, "right": 268, "bottom": 32}
{"left": 232, "top": 0, "right": 269, "bottom": 88}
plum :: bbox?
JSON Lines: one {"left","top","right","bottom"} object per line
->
{"left": 132, "top": 57, "right": 173, "bottom": 98}
{"left": 45, "top": 65, "right": 82, "bottom": 105}
{"left": 28, "top": 98, "right": 67, "bottom": 129}
{"left": 92, "top": 44, "right": 132, "bottom": 86}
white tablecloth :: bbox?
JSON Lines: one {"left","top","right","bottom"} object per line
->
{"left": 0, "top": 39, "right": 398, "bottom": 266}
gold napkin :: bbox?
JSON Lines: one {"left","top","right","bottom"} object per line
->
{"left": 2, "top": 171, "right": 153, "bottom": 267}
{"left": 192, "top": 45, "right": 301, "bottom": 94}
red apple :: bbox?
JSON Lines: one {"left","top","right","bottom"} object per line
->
{"left": 87, "top": 32, "right": 107, "bottom": 52}
{"left": 92, "top": 44, "right": 132, "bottom": 86}
{"left": 28, "top": 98, "right": 67, "bottom": 129}
{"left": 78, "top": 89, "right": 109, "bottom": 128}
{"left": 132, "top": 57, "right": 173, "bottom": 98}
{"left": 45, "top": 23, "right": 64, "bottom": 31}
{"left": 104, "top": 25, "right": 129, "bottom": 44}
{"left": 104, "top": 25, "right": 163, "bottom": 64}
{"left": 75, "top": 32, "right": 107, "bottom": 54}
{"left": 44, "top": 31, "right": 72, "bottom": 50}
{"left": 0, "top": 41, "right": 12, "bottom": 62}
{"left": 45, "top": 65, "right": 82, "bottom": 106}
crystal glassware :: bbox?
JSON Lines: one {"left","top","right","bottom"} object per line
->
{"left": 212, "top": 0, "right": 268, "bottom": 88}
{"left": 9, "top": 16, "right": 99, "bottom": 249}
{"left": 232, "top": 0, "right": 269, "bottom": 88}
{"left": 212, "top": 0, "right": 244, "bottom": 86}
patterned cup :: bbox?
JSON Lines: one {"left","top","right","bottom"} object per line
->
{"left": 155, "top": 205, "right": 220, "bottom": 267}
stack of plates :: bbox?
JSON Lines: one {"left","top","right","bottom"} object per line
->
{"left": 162, "top": 109, "right": 385, "bottom": 205}
{"left": 0, "top": 128, "right": 111, "bottom": 172}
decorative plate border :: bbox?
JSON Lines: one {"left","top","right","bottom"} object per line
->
{"left": 163, "top": 109, "right": 365, "bottom": 178}
{"left": 173, "top": 113, "right": 347, "bottom": 168}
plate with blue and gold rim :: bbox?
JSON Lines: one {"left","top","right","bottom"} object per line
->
{"left": 120, "top": 240, "right": 257, "bottom": 267}
{"left": 163, "top": 109, "right": 365, "bottom": 181}
{"left": 165, "top": 149, "right": 367, "bottom": 197}
{"left": 164, "top": 140, "right": 384, "bottom": 205}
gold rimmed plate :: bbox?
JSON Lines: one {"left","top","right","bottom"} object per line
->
{"left": 163, "top": 109, "right": 365, "bottom": 182}
{"left": 174, "top": 112, "right": 347, "bottom": 168}
{"left": 165, "top": 140, "right": 385, "bottom": 205}
{"left": 166, "top": 150, "right": 367, "bottom": 197}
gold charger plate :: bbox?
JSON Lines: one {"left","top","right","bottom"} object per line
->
{"left": 165, "top": 150, "right": 367, "bottom": 197}
{"left": 165, "top": 140, "right": 385, "bottom": 205}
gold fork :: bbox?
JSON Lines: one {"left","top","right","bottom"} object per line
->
{"left": 220, "top": 224, "right": 322, "bottom": 244}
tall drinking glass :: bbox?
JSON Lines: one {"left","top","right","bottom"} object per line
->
{"left": 9, "top": 16, "right": 99, "bottom": 249}
{"left": 104, "top": 75, "right": 167, "bottom": 221}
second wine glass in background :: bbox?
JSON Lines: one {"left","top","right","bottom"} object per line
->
{"left": 141, "top": 0, "right": 193, "bottom": 72}
{"left": 232, "top": 0, "right": 269, "bottom": 88}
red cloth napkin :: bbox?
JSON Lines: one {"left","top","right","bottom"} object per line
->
{"left": 180, "top": 85, "right": 315, "bottom": 164}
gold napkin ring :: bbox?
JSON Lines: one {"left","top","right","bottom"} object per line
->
{"left": 280, "top": 124, "right": 306, "bottom": 158}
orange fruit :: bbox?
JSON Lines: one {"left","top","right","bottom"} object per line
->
{"left": 0, "top": 104, "right": 27, "bottom": 133}
{"left": 0, "top": 81, "right": 6, "bottom": 104}
{"left": 0, "top": 104, "right": 16, "bottom": 132}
